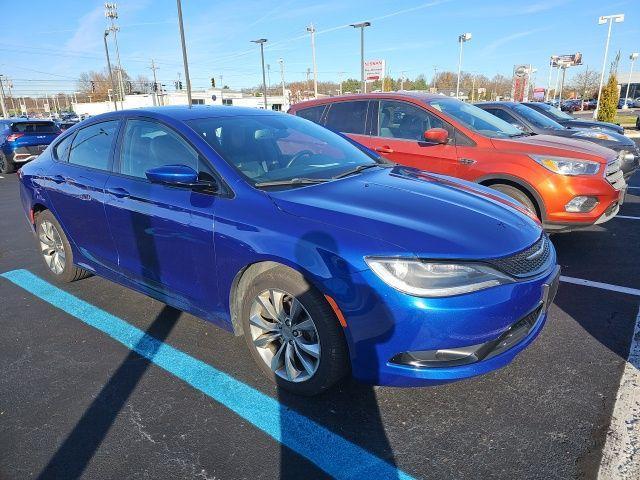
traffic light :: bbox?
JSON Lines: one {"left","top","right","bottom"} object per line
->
{"left": 211, "top": 77, "right": 216, "bottom": 88}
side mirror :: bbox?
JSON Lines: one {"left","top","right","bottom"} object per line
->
{"left": 145, "top": 164, "right": 217, "bottom": 191}
{"left": 423, "top": 128, "right": 449, "bottom": 144}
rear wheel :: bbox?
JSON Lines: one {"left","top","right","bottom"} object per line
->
{"left": 0, "top": 152, "right": 15, "bottom": 174}
{"left": 35, "top": 210, "right": 91, "bottom": 283}
{"left": 489, "top": 183, "right": 537, "bottom": 217}
{"left": 240, "top": 266, "right": 349, "bottom": 396}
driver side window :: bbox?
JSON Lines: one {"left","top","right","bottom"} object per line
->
{"left": 377, "top": 100, "right": 450, "bottom": 141}
{"left": 118, "top": 120, "right": 200, "bottom": 179}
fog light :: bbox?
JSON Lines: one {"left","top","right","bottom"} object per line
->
{"left": 565, "top": 196, "right": 599, "bottom": 212}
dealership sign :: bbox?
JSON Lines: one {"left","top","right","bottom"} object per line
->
{"left": 364, "top": 59, "right": 385, "bottom": 82}
{"left": 551, "top": 53, "right": 582, "bottom": 67}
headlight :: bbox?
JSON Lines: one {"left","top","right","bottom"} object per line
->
{"left": 365, "top": 258, "right": 513, "bottom": 297}
{"left": 530, "top": 154, "right": 600, "bottom": 176}
{"left": 572, "top": 130, "right": 617, "bottom": 141}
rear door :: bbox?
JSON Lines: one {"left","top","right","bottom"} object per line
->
{"left": 366, "top": 100, "right": 459, "bottom": 175}
{"left": 103, "top": 118, "right": 219, "bottom": 316}
{"left": 44, "top": 120, "right": 120, "bottom": 272}
{"left": 322, "top": 100, "right": 370, "bottom": 146}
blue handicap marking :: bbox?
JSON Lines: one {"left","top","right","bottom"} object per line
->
{"left": 1, "top": 269, "right": 416, "bottom": 480}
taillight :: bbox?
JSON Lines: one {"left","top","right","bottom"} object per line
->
{"left": 6, "top": 133, "right": 25, "bottom": 142}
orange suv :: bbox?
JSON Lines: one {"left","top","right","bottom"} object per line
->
{"left": 289, "top": 93, "right": 627, "bottom": 232}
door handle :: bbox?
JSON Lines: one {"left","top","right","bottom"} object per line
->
{"left": 50, "top": 175, "right": 65, "bottom": 184}
{"left": 375, "top": 146, "right": 394, "bottom": 154}
{"left": 107, "top": 187, "right": 130, "bottom": 199}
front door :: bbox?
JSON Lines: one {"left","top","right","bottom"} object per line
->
{"left": 367, "top": 100, "right": 459, "bottom": 176}
{"left": 103, "top": 118, "right": 219, "bottom": 316}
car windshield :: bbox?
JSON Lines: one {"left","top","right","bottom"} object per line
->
{"left": 188, "top": 113, "right": 380, "bottom": 186}
{"left": 511, "top": 103, "right": 565, "bottom": 130}
{"left": 530, "top": 102, "right": 573, "bottom": 120}
{"left": 427, "top": 98, "right": 524, "bottom": 138}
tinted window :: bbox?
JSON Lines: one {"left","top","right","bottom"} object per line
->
{"left": 324, "top": 101, "right": 367, "bottom": 134}
{"left": 295, "top": 105, "right": 325, "bottom": 125}
{"left": 53, "top": 134, "right": 74, "bottom": 161}
{"left": 68, "top": 121, "right": 119, "bottom": 170}
{"left": 484, "top": 108, "right": 521, "bottom": 126}
{"left": 512, "top": 104, "right": 564, "bottom": 129}
{"left": 188, "top": 114, "right": 379, "bottom": 184}
{"left": 11, "top": 122, "right": 60, "bottom": 134}
{"left": 119, "top": 120, "right": 200, "bottom": 179}
{"left": 378, "top": 100, "right": 451, "bottom": 141}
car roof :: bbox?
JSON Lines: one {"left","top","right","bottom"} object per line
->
{"left": 289, "top": 91, "right": 450, "bottom": 110}
{"left": 0, "top": 118, "right": 56, "bottom": 123}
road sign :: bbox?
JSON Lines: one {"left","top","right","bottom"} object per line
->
{"left": 364, "top": 59, "right": 385, "bottom": 82}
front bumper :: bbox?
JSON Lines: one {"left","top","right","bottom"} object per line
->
{"left": 331, "top": 259, "right": 559, "bottom": 387}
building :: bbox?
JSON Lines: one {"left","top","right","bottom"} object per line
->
{"left": 72, "top": 88, "right": 289, "bottom": 117}
{"left": 619, "top": 71, "right": 640, "bottom": 99}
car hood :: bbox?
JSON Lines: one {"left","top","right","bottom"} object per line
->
{"left": 559, "top": 118, "right": 624, "bottom": 135}
{"left": 268, "top": 166, "right": 542, "bottom": 260}
{"left": 491, "top": 134, "right": 616, "bottom": 163}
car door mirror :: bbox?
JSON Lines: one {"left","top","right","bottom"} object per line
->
{"left": 423, "top": 128, "right": 449, "bottom": 144}
{"left": 145, "top": 164, "right": 217, "bottom": 191}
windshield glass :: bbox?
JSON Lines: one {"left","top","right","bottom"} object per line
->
{"left": 427, "top": 98, "right": 523, "bottom": 138}
{"left": 188, "top": 114, "right": 379, "bottom": 185}
{"left": 511, "top": 103, "right": 565, "bottom": 129}
{"left": 529, "top": 102, "right": 573, "bottom": 120}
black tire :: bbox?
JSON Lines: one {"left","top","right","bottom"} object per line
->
{"left": 0, "top": 152, "right": 15, "bottom": 174}
{"left": 489, "top": 183, "right": 538, "bottom": 217}
{"left": 240, "top": 266, "right": 349, "bottom": 396}
{"left": 35, "top": 210, "right": 91, "bottom": 283}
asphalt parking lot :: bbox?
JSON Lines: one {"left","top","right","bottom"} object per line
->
{"left": 0, "top": 166, "right": 639, "bottom": 479}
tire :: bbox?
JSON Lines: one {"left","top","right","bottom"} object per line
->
{"left": 35, "top": 210, "right": 91, "bottom": 283}
{"left": 240, "top": 266, "right": 349, "bottom": 396}
{"left": 0, "top": 152, "right": 15, "bottom": 174}
{"left": 489, "top": 183, "right": 538, "bottom": 217}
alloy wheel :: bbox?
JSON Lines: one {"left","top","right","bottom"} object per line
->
{"left": 38, "top": 220, "right": 66, "bottom": 275}
{"left": 249, "top": 289, "right": 321, "bottom": 383}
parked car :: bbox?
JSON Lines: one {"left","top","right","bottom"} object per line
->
{"left": 55, "top": 121, "right": 77, "bottom": 132}
{"left": 633, "top": 98, "right": 640, "bottom": 108}
{"left": 289, "top": 93, "right": 627, "bottom": 232}
{"left": 0, "top": 119, "right": 61, "bottom": 173}
{"left": 560, "top": 99, "right": 583, "bottom": 112}
{"left": 523, "top": 102, "right": 625, "bottom": 135}
{"left": 476, "top": 102, "right": 639, "bottom": 178}
{"left": 18, "top": 106, "right": 560, "bottom": 395}
{"left": 618, "top": 97, "right": 634, "bottom": 109}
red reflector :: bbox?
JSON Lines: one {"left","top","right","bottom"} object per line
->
{"left": 29, "top": 208, "right": 35, "bottom": 224}
{"left": 324, "top": 295, "right": 347, "bottom": 328}
{"left": 7, "top": 133, "right": 25, "bottom": 142}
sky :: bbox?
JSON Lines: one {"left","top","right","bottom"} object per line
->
{"left": 1, "top": 0, "right": 638, "bottom": 97}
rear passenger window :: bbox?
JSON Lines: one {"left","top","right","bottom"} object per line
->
{"left": 53, "top": 134, "right": 74, "bottom": 162}
{"left": 485, "top": 108, "right": 520, "bottom": 126}
{"left": 295, "top": 105, "right": 325, "bottom": 125}
{"left": 324, "top": 101, "right": 367, "bottom": 135}
{"left": 68, "top": 121, "right": 119, "bottom": 171}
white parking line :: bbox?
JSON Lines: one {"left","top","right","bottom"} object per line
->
{"left": 597, "top": 307, "right": 640, "bottom": 480}
{"left": 560, "top": 276, "right": 640, "bottom": 297}
{"left": 616, "top": 216, "right": 640, "bottom": 220}
{"left": 0, "top": 175, "right": 4, "bottom": 179}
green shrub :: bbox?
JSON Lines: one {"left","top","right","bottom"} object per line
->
{"left": 597, "top": 72, "right": 619, "bottom": 122}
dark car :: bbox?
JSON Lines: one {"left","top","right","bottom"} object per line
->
{"left": 477, "top": 102, "right": 639, "bottom": 178}
{"left": 0, "top": 119, "right": 61, "bottom": 173}
{"left": 56, "top": 121, "right": 77, "bottom": 132}
{"left": 17, "top": 106, "right": 559, "bottom": 395}
{"left": 523, "top": 102, "right": 625, "bottom": 135}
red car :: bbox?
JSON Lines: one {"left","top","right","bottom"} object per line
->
{"left": 289, "top": 93, "right": 626, "bottom": 232}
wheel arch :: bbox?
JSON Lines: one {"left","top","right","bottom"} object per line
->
{"left": 477, "top": 174, "right": 547, "bottom": 221}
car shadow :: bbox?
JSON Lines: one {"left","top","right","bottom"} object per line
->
{"left": 277, "top": 231, "right": 400, "bottom": 479}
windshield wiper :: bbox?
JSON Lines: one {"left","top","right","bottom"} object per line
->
{"left": 332, "top": 163, "right": 388, "bottom": 179}
{"left": 254, "top": 177, "right": 329, "bottom": 187}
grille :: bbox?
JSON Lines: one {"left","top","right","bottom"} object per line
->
{"left": 487, "top": 235, "right": 553, "bottom": 278}
{"left": 605, "top": 156, "right": 625, "bottom": 190}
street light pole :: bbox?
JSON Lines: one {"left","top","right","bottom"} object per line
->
{"left": 594, "top": 13, "right": 625, "bottom": 119}
{"left": 176, "top": 0, "right": 193, "bottom": 107}
{"left": 623, "top": 52, "right": 639, "bottom": 109}
{"left": 103, "top": 30, "right": 118, "bottom": 111}
{"left": 307, "top": 23, "right": 318, "bottom": 98}
{"left": 456, "top": 32, "right": 472, "bottom": 99}
{"left": 278, "top": 58, "right": 286, "bottom": 107}
{"left": 350, "top": 22, "right": 371, "bottom": 95}
{"left": 252, "top": 39, "right": 268, "bottom": 109}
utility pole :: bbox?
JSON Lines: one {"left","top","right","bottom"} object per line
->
{"left": 307, "top": 23, "right": 318, "bottom": 98}
{"left": 594, "top": 13, "right": 625, "bottom": 118}
{"left": 150, "top": 59, "right": 160, "bottom": 106}
{"left": 176, "top": 0, "right": 193, "bottom": 107}
{"left": 278, "top": 58, "right": 286, "bottom": 106}
{"left": 0, "top": 75, "right": 7, "bottom": 118}
{"left": 103, "top": 29, "right": 118, "bottom": 111}
{"left": 558, "top": 66, "right": 567, "bottom": 104}
{"left": 105, "top": 3, "right": 126, "bottom": 109}
{"left": 400, "top": 71, "right": 407, "bottom": 90}
{"left": 350, "top": 22, "right": 371, "bottom": 95}
{"left": 251, "top": 39, "right": 268, "bottom": 109}
{"left": 338, "top": 71, "right": 345, "bottom": 95}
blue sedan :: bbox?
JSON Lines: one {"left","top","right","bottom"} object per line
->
{"left": 17, "top": 106, "right": 559, "bottom": 395}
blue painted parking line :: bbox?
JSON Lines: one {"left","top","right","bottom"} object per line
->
{"left": 1, "top": 269, "right": 415, "bottom": 480}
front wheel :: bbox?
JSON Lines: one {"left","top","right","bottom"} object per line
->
{"left": 489, "top": 183, "right": 538, "bottom": 217}
{"left": 241, "top": 266, "right": 349, "bottom": 396}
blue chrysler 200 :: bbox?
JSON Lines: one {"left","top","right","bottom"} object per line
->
{"left": 18, "top": 106, "right": 559, "bottom": 395}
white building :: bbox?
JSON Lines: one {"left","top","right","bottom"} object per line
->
{"left": 72, "top": 88, "right": 289, "bottom": 117}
